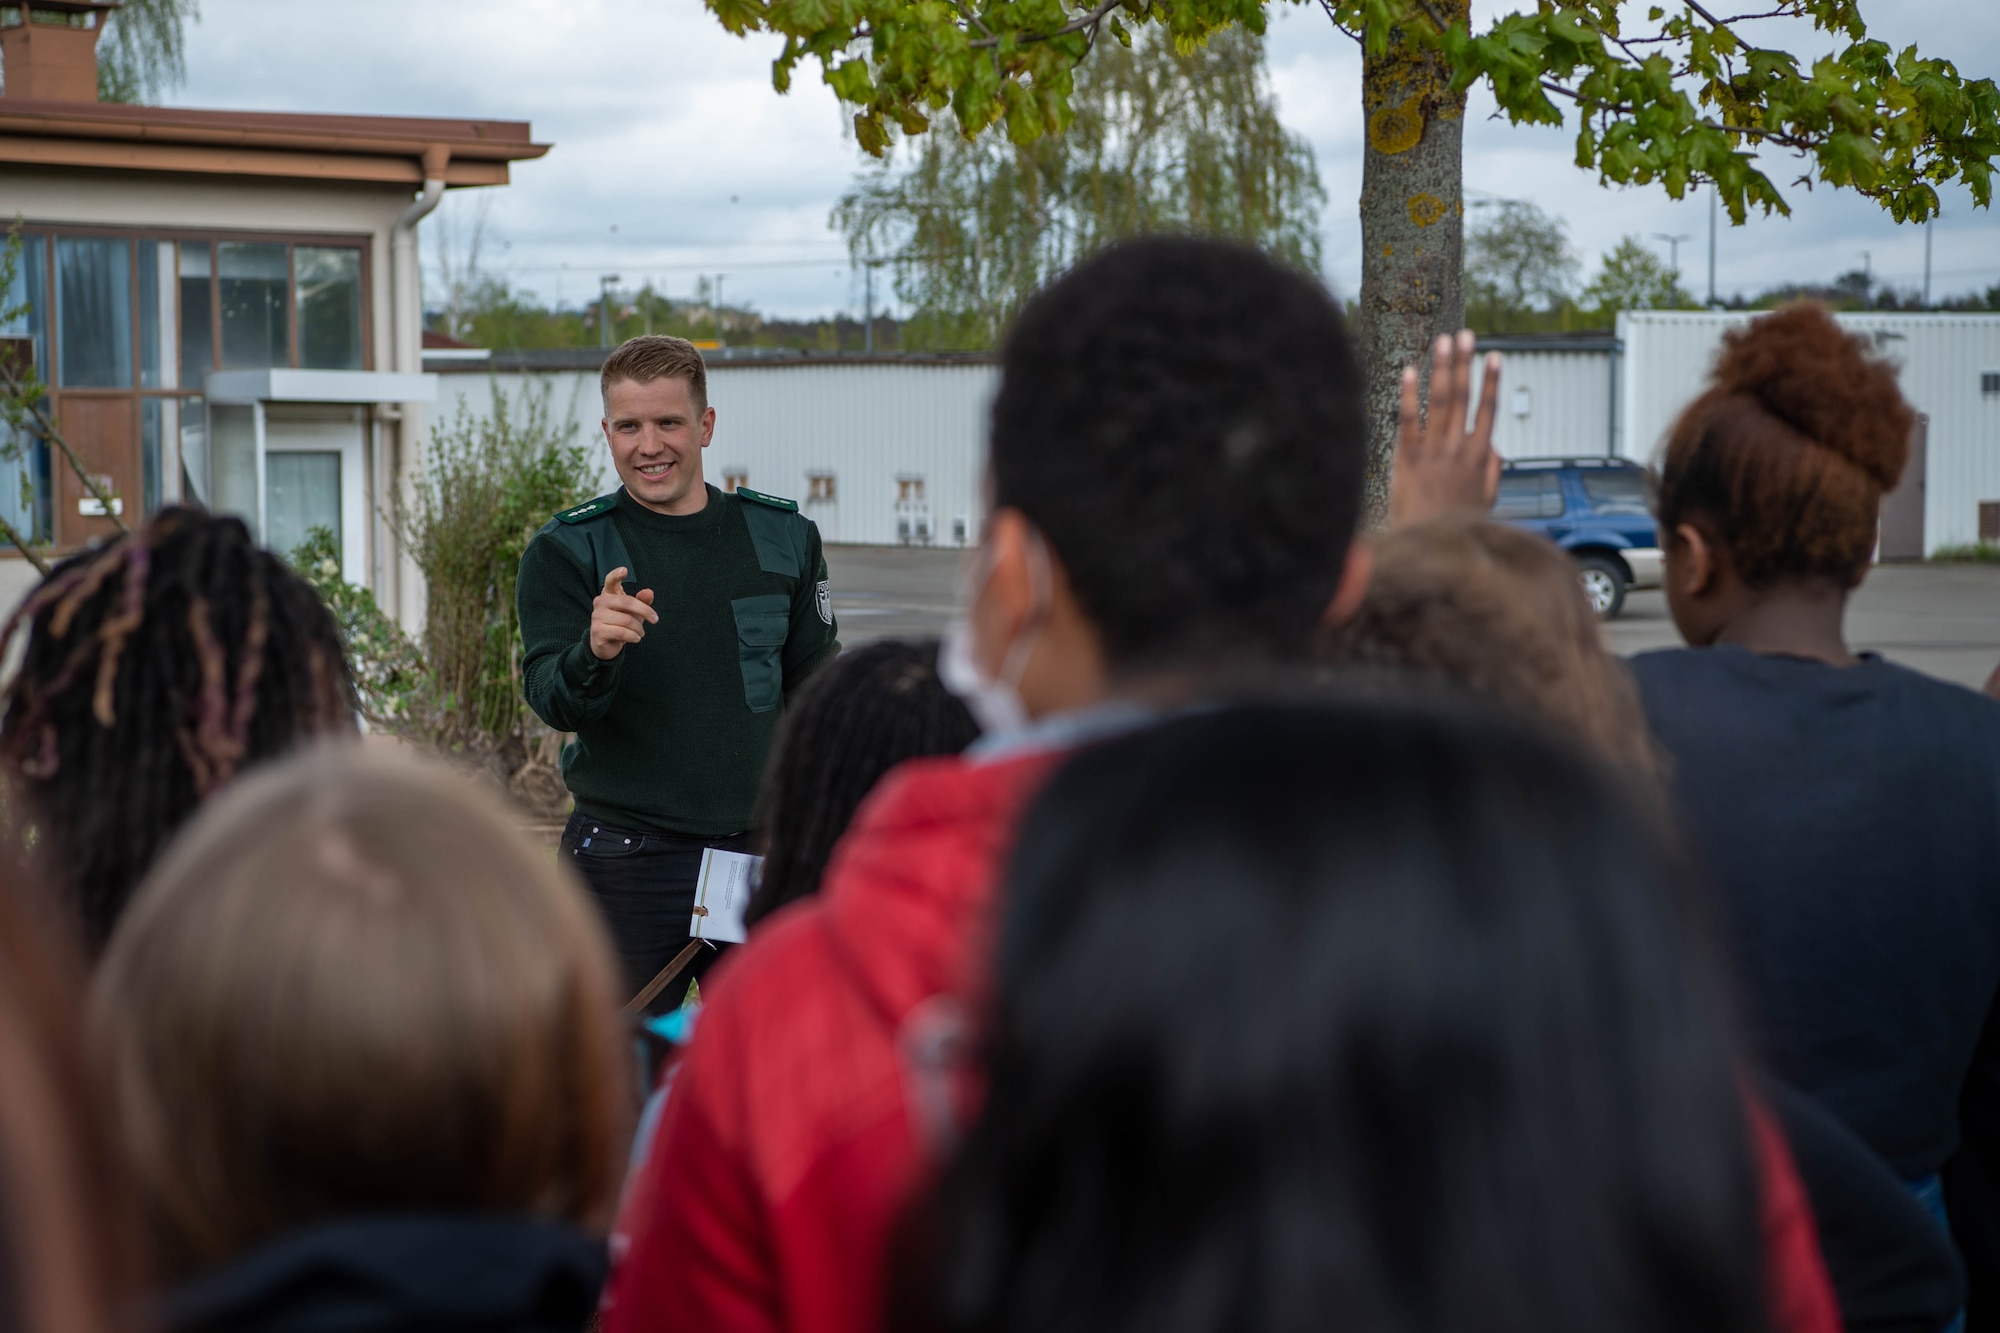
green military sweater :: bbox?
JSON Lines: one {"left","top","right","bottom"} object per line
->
{"left": 517, "top": 484, "right": 839, "bottom": 838}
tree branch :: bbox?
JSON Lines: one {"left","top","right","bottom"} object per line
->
{"left": 0, "top": 508, "right": 49, "bottom": 577}
{"left": 1539, "top": 77, "right": 1816, "bottom": 153}
{"left": 968, "top": 0, "right": 1121, "bottom": 50}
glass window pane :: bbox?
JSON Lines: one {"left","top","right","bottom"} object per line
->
{"left": 218, "top": 242, "right": 290, "bottom": 370}
{"left": 56, "top": 236, "right": 133, "bottom": 388}
{"left": 179, "top": 242, "right": 214, "bottom": 387}
{"left": 140, "top": 398, "right": 167, "bottom": 514}
{"left": 1539, "top": 475, "right": 1566, "bottom": 518}
{"left": 296, "top": 246, "right": 362, "bottom": 370}
{"left": 265, "top": 451, "right": 341, "bottom": 563}
{"left": 179, "top": 394, "right": 208, "bottom": 507}
{"left": 1493, "top": 473, "right": 1545, "bottom": 520}
{"left": 1580, "top": 468, "right": 1653, "bottom": 516}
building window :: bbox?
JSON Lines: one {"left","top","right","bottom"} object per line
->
{"left": 6, "top": 224, "right": 371, "bottom": 550}
{"left": 218, "top": 242, "right": 290, "bottom": 371}
{"left": 56, "top": 236, "right": 133, "bottom": 388}
{"left": 895, "top": 475, "right": 926, "bottom": 503}
{"left": 297, "top": 246, "right": 364, "bottom": 370}
{"left": 722, "top": 468, "right": 748, "bottom": 493}
{"left": 1982, "top": 371, "right": 2000, "bottom": 396}
{"left": 807, "top": 472, "right": 836, "bottom": 503}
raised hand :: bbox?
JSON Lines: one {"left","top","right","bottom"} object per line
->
{"left": 589, "top": 566, "right": 659, "bottom": 661}
{"left": 1389, "top": 329, "right": 1503, "bottom": 528}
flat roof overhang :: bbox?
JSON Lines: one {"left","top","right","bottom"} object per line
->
{"left": 205, "top": 368, "right": 438, "bottom": 404}
{"left": 0, "top": 99, "right": 548, "bottom": 186}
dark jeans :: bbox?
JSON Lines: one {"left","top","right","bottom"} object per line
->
{"left": 560, "top": 813, "right": 751, "bottom": 1014}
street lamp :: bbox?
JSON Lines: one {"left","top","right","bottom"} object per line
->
{"left": 1651, "top": 232, "right": 1692, "bottom": 277}
{"left": 599, "top": 273, "right": 621, "bottom": 350}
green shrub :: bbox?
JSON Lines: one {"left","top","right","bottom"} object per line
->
{"left": 395, "top": 382, "right": 597, "bottom": 800}
{"left": 1928, "top": 543, "right": 2000, "bottom": 564}
{"left": 287, "top": 526, "right": 437, "bottom": 733}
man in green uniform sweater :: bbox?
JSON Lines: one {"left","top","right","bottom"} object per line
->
{"left": 517, "top": 335, "right": 839, "bottom": 1006}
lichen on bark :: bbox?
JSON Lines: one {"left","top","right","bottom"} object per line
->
{"left": 1353, "top": 5, "right": 1469, "bottom": 526}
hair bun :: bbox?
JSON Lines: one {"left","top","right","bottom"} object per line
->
{"left": 1710, "top": 303, "right": 1913, "bottom": 491}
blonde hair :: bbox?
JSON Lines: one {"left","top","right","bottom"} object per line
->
{"left": 600, "top": 334, "right": 708, "bottom": 410}
{"left": 91, "top": 746, "right": 631, "bottom": 1280}
{"left": 1322, "top": 517, "right": 1664, "bottom": 782}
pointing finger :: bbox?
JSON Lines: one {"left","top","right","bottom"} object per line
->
{"left": 602, "top": 567, "right": 629, "bottom": 598}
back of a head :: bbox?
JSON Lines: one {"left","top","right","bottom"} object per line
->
{"left": 748, "top": 639, "right": 979, "bottom": 925}
{"left": 1657, "top": 302, "right": 1914, "bottom": 589}
{"left": 0, "top": 507, "right": 359, "bottom": 952}
{"left": 990, "top": 238, "right": 1366, "bottom": 671}
{"left": 0, "top": 857, "right": 137, "bottom": 1333}
{"left": 903, "top": 702, "right": 1762, "bottom": 1333}
{"left": 91, "top": 747, "right": 630, "bottom": 1281}
{"left": 1322, "top": 517, "right": 1662, "bottom": 780}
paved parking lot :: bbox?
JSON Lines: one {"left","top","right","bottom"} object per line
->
{"left": 829, "top": 545, "right": 2000, "bottom": 692}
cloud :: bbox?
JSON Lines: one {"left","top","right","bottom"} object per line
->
{"left": 173, "top": 0, "right": 2000, "bottom": 318}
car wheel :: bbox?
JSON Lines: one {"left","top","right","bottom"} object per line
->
{"left": 1577, "top": 556, "right": 1627, "bottom": 620}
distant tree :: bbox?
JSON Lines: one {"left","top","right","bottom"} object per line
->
{"left": 97, "top": 0, "right": 199, "bottom": 103}
{"left": 1580, "top": 236, "right": 1697, "bottom": 316}
{"left": 1464, "top": 202, "right": 1577, "bottom": 333}
{"left": 832, "top": 24, "right": 1323, "bottom": 351}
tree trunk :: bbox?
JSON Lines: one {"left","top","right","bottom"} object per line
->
{"left": 1354, "top": 12, "right": 1468, "bottom": 525}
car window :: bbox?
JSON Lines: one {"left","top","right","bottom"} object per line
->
{"left": 1580, "top": 469, "right": 1653, "bottom": 516}
{"left": 1494, "top": 472, "right": 1564, "bottom": 520}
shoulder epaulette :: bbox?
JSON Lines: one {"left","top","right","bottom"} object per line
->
{"left": 734, "top": 487, "right": 799, "bottom": 513}
{"left": 554, "top": 494, "right": 619, "bottom": 525}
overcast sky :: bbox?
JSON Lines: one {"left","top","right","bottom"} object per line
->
{"left": 172, "top": 0, "right": 2000, "bottom": 320}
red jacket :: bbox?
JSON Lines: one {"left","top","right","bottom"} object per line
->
{"left": 605, "top": 746, "right": 1840, "bottom": 1333}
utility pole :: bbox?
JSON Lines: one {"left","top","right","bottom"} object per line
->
{"left": 1707, "top": 185, "right": 1718, "bottom": 307}
{"left": 714, "top": 274, "right": 727, "bottom": 340}
{"left": 1859, "top": 250, "right": 1873, "bottom": 306}
{"left": 863, "top": 260, "right": 881, "bottom": 354}
{"left": 1652, "top": 232, "right": 1692, "bottom": 277}
{"left": 599, "top": 273, "right": 620, "bottom": 349}
{"left": 1924, "top": 218, "right": 1934, "bottom": 308}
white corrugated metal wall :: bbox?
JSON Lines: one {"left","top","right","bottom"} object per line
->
{"left": 1619, "top": 311, "right": 2000, "bottom": 554}
{"left": 1471, "top": 347, "right": 1618, "bottom": 460}
{"left": 435, "top": 361, "right": 998, "bottom": 547}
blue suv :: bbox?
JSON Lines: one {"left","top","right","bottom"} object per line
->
{"left": 1493, "top": 458, "right": 1662, "bottom": 619}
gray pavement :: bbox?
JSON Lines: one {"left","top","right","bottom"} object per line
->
{"left": 830, "top": 543, "right": 2000, "bottom": 692}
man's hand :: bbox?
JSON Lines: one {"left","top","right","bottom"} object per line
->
{"left": 590, "top": 567, "right": 658, "bottom": 661}
{"left": 1389, "top": 330, "right": 1503, "bottom": 528}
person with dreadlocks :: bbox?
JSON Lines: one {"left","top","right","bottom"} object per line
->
{"left": 0, "top": 506, "right": 357, "bottom": 953}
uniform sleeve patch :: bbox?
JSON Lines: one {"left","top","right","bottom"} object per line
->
{"left": 817, "top": 579, "right": 834, "bottom": 625}
{"left": 735, "top": 487, "right": 799, "bottom": 513}
{"left": 555, "top": 494, "right": 619, "bottom": 524}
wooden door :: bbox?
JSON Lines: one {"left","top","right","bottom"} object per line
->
{"left": 51, "top": 396, "right": 139, "bottom": 548}
{"left": 1879, "top": 413, "right": 1927, "bottom": 562}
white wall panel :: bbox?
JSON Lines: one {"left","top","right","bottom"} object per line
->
{"left": 436, "top": 361, "right": 996, "bottom": 547}
{"left": 1472, "top": 350, "right": 1617, "bottom": 460}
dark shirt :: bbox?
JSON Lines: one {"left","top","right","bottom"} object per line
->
{"left": 517, "top": 485, "right": 839, "bottom": 838}
{"left": 1631, "top": 646, "right": 2000, "bottom": 1180}
{"left": 164, "top": 1215, "right": 606, "bottom": 1333}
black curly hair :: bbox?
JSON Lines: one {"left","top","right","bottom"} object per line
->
{"left": 746, "top": 639, "right": 979, "bottom": 927}
{"left": 0, "top": 507, "right": 358, "bottom": 951}
{"left": 989, "top": 237, "right": 1366, "bottom": 671}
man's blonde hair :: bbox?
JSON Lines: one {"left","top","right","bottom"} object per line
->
{"left": 91, "top": 746, "right": 632, "bottom": 1279}
{"left": 601, "top": 334, "right": 708, "bottom": 410}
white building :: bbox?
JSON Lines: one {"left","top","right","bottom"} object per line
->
{"left": 435, "top": 349, "right": 999, "bottom": 550}
{"left": 0, "top": 0, "right": 547, "bottom": 623}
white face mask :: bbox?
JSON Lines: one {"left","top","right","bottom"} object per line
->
{"left": 938, "top": 526, "right": 1053, "bottom": 738}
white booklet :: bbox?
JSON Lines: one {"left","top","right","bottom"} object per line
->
{"left": 690, "top": 848, "right": 763, "bottom": 945}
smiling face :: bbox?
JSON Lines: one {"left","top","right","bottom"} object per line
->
{"left": 602, "top": 375, "right": 716, "bottom": 515}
